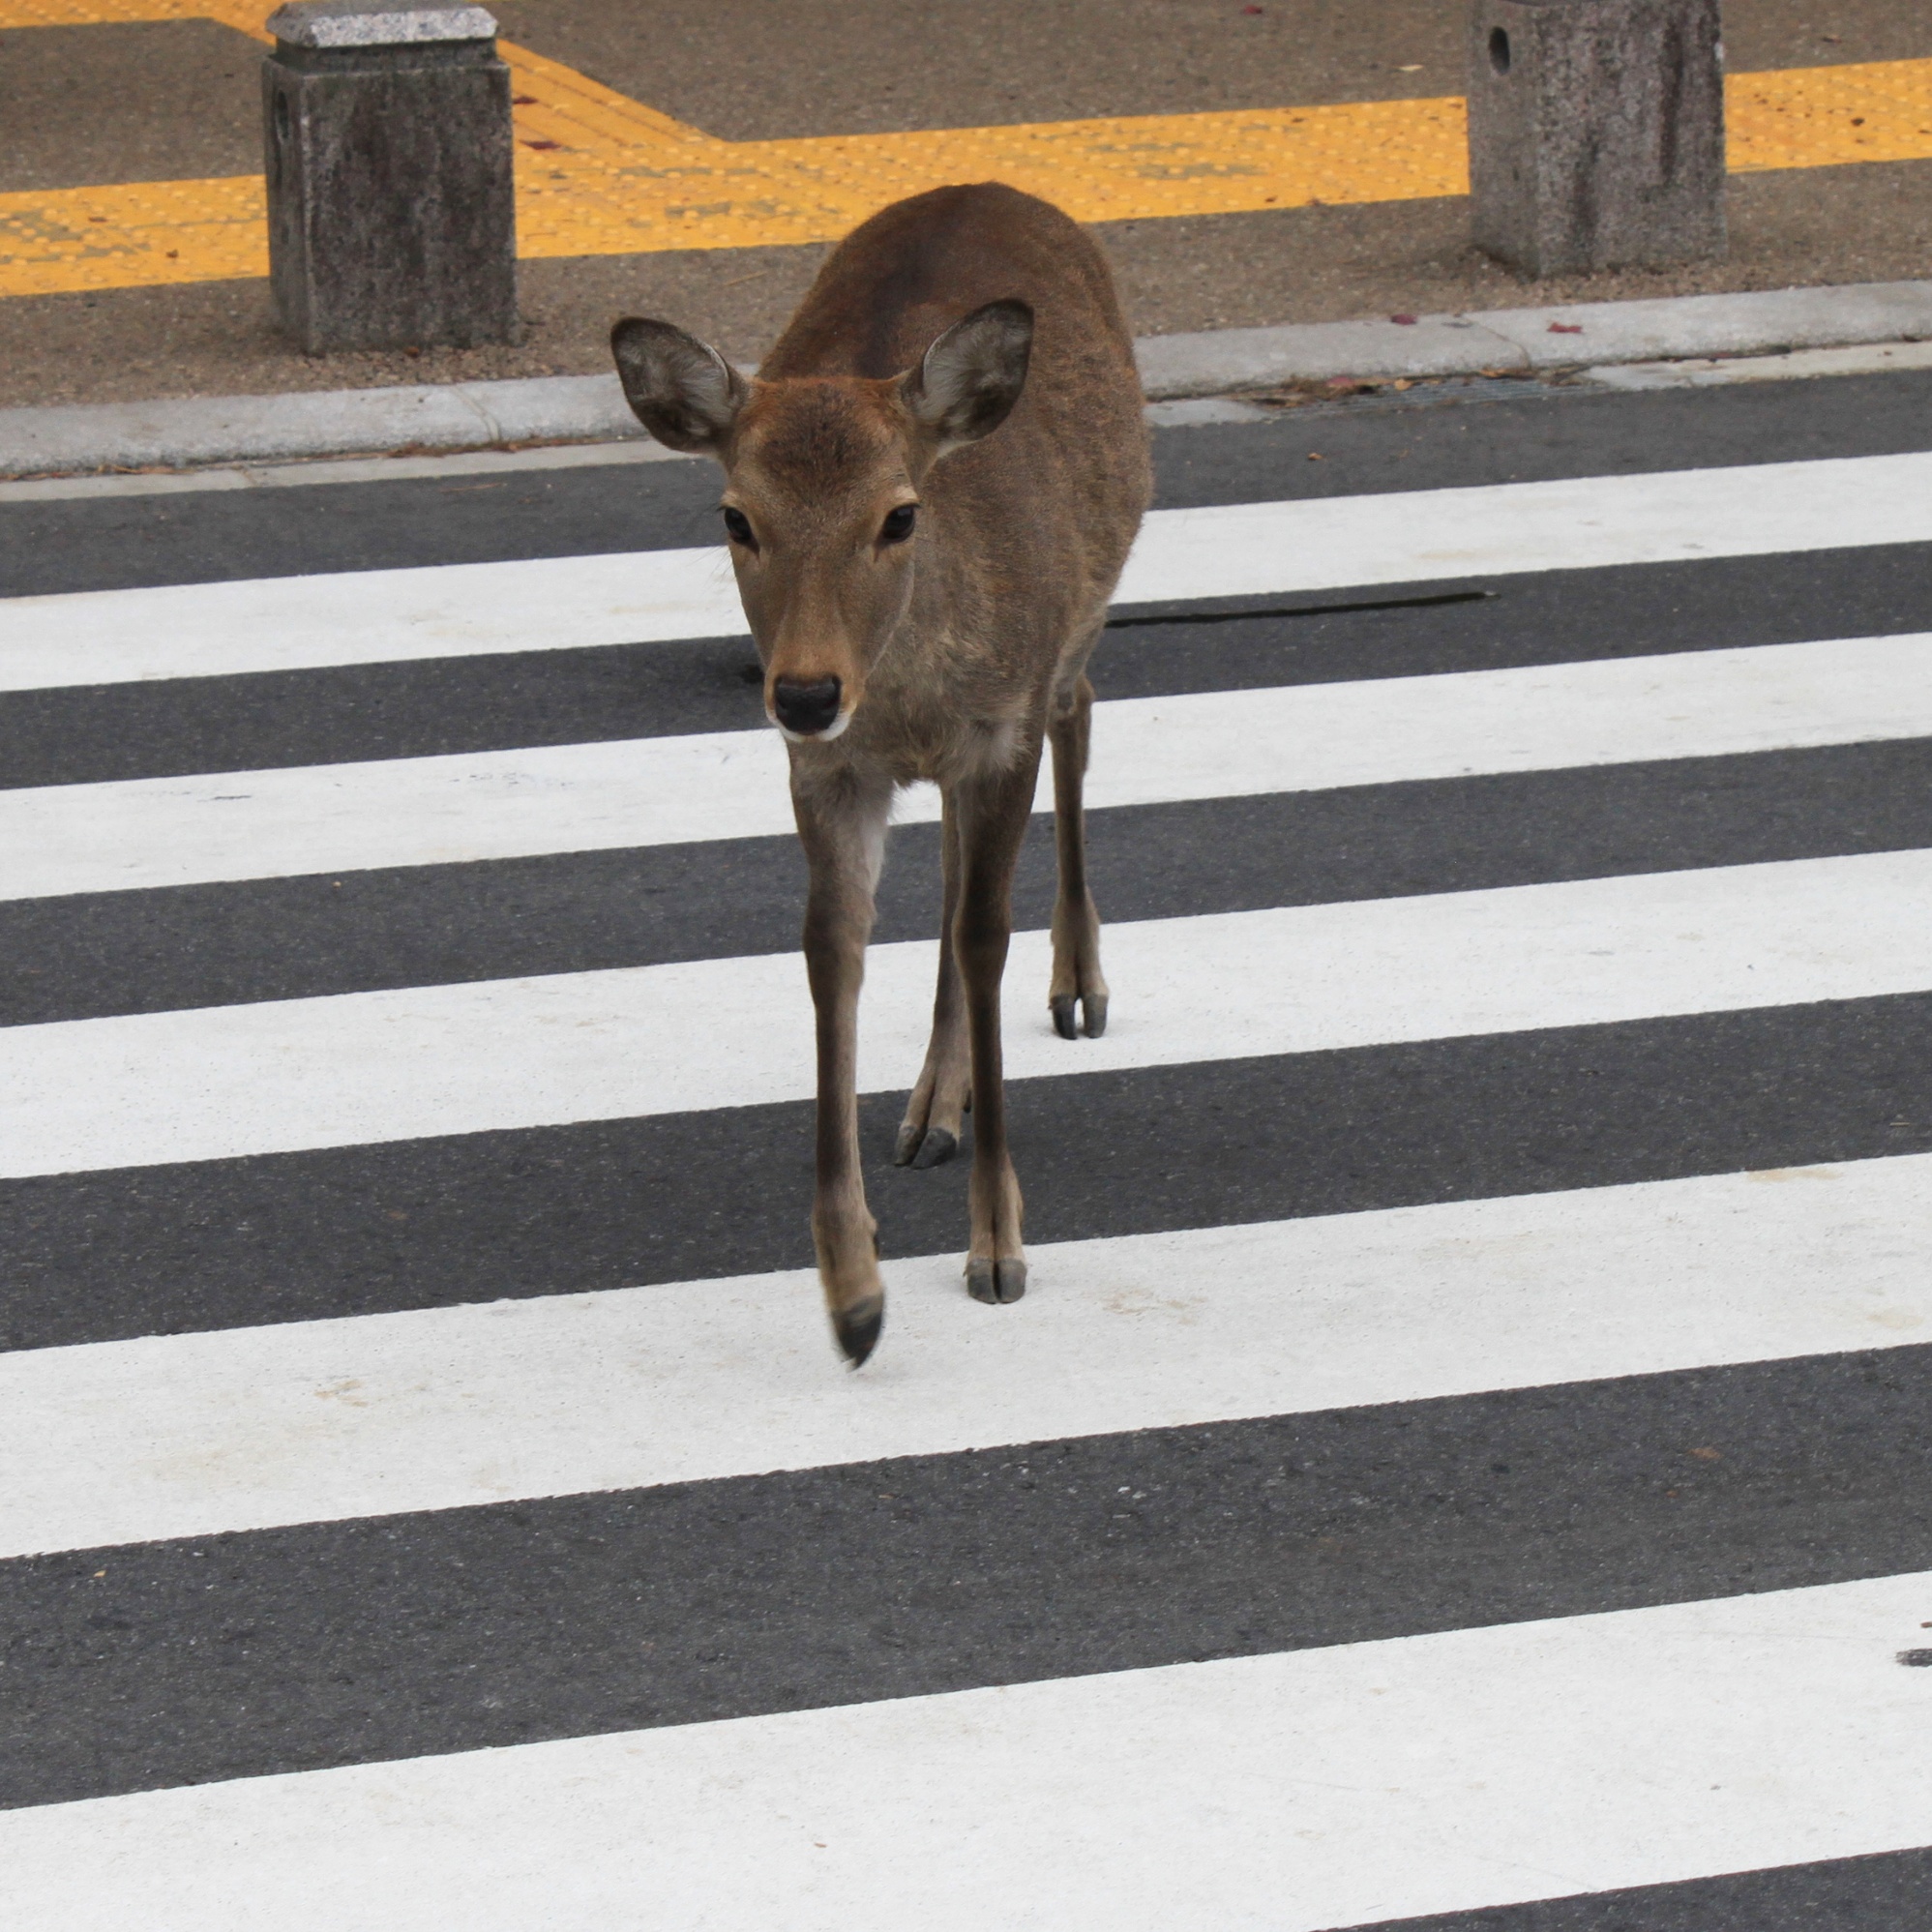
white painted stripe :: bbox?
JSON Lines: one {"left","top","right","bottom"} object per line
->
{"left": 0, "top": 848, "right": 1926, "bottom": 1179}
{"left": 4, "top": 1156, "right": 1924, "bottom": 1560}
{"left": 1115, "top": 450, "right": 1932, "bottom": 605}
{"left": 0, "top": 546, "right": 747, "bottom": 692}
{"left": 7, "top": 1572, "right": 1929, "bottom": 1932}
{"left": 6, "top": 449, "right": 1931, "bottom": 691}
{"left": 7, "top": 631, "right": 1927, "bottom": 900}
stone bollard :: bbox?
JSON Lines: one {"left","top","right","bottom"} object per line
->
{"left": 262, "top": 0, "right": 519, "bottom": 352}
{"left": 1466, "top": 0, "right": 1727, "bottom": 278}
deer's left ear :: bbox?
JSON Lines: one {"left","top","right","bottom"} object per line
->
{"left": 611, "top": 316, "right": 749, "bottom": 457}
{"left": 899, "top": 299, "right": 1033, "bottom": 456}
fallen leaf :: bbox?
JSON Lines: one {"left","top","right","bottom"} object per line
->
{"left": 1689, "top": 1446, "right": 1722, "bottom": 1461}
{"left": 1548, "top": 321, "right": 1584, "bottom": 334}
{"left": 1392, "top": 377, "right": 1412, "bottom": 390}
{"left": 522, "top": 138, "right": 562, "bottom": 151}
{"left": 1389, "top": 312, "right": 1418, "bottom": 324}
{"left": 1307, "top": 452, "right": 1324, "bottom": 461}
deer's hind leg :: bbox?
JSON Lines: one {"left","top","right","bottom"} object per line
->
{"left": 1047, "top": 669, "right": 1109, "bottom": 1040}
{"left": 895, "top": 788, "right": 972, "bottom": 1170}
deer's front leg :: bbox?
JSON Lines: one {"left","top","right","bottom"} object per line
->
{"left": 793, "top": 767, "right": 891, "bottom": 1365}
{"left": 896, "top": 788, "right": 970, "bottom": 1169}
{"left": 953, "top": 745, "right": 1043, "bottom": 1305}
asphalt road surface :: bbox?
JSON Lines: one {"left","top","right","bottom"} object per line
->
{"left": 3, "top": 370, "right": 1932, "bottom": 1925}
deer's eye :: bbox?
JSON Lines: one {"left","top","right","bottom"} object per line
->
{"left": 722, "top": 506, "right": 756, "bottom": 549}
{"left": 879, "top": 503, "right": 917, "bottom": 545}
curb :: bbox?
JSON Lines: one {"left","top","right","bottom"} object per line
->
{"left": 0, "top": 372, "right": 655, "bottom": 480}
{"left": 1134, "top": 279, "right": 1932, "bottom": 396}
{"left": 3, "top": 279, "right": 1929, "bottom": 479}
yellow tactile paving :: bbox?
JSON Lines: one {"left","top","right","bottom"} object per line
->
{"left": 512, "top": 89, "right": 1471, "bottom": 261}
{"left": 1, "top": 0, "right": 1929, "bottom": 300}
{"left": 1728, "top": 56, "right": 1932, "bottom": 169}
{"left": 0, "top": 175, "right": 266, "bottom": 297}
{"left": 0, "top": 0, "right": 725, "bottom": 148}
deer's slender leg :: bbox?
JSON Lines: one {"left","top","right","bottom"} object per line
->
{"left": 895, "top": 789, "right": 971, "bottom": 1169}
{"left": 1047, "top": 670, "right": 1109, "bottom": 1039}
{"left": 791, "top": 762, "right": 892, "bottom": 1365}
{"left": 952, "top": 741, "right": 1043, "bottom": 1304}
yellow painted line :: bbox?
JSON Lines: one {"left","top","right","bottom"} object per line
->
{"left": 1, "top": 7, "right": 1929, "bottom": 298}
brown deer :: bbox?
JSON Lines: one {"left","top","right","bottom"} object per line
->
{"left": 611, "top": 183, "right": 1149, "bottom": 1365}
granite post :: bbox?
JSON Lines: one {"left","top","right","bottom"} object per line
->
{"left": 1467, "top": 0, "right": 1727, "bottom": 278}
{"left": 262, "top": 0, "right": 519, "bottom": 352}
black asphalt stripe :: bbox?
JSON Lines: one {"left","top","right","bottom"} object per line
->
{"left": 0, "top": 634, "right": 772, "bottom": 791}
{"left": 1148, "top": 368, "right": 1932, "bottom": 515}
{"left": 8, "top": 540, "right": 1930, "bottom": 788}
{"left": 1335, "top": 1846, "right": 1932, "bottom": 1932}
{"left": 0, "top": 454, "right": 724, "bottom": 599}
{"left": 4, "top": 993, "right": 1928, "bottom": 1353}
{"left": 6, "top": 368, "right": 1931, "bottom": 595}
{"left": 4, "top": 1346, "right": 1929, "bottom": 1809}
{"left": 9, "top": 738, "right": 1932, "bottom": 1025}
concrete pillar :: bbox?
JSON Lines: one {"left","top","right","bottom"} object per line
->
{"left": 1467, "top": 0, "right": 1727, "bottom": 278}
{"left": 262, "top": 0, "right": 519, "bottom": 353}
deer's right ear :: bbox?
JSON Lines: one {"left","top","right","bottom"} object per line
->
{"left": 610, "top": 317, "right": 748, "bottom": 456}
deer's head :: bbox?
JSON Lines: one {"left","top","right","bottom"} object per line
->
{"left": 611, "top": 301, "right": 1033, "bottom": 742}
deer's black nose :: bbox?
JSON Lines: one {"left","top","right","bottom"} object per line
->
{"left": 772, "top": 675, "right": 844, "bottom": 736}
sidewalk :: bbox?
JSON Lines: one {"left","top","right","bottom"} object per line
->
{"left": 0, "top": 0, "right": 1927, "bottom": 411}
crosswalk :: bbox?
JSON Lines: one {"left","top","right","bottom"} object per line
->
{"left": 4, "top": 386, "right": 1932, "bottom": 1927}
{"left": 11, "top": 631, "right": 1932, "bottom": 896}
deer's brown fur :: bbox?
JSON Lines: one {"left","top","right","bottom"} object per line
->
{"left": 611, "top": 182, "right": 1149, "bottom": 1363}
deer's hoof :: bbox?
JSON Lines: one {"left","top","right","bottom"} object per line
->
{"left": 896, "top": 1121, "right": 958, "bottom": 1169}
{"left": 1052, "top": 993, "right": 1108, "bottom": 1039}
{"left": 832, "top": 1293, "right": 884, "bottom": 1368}
{"left": 966, "top": 1256, "right": 1027, "bottom": 1305}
